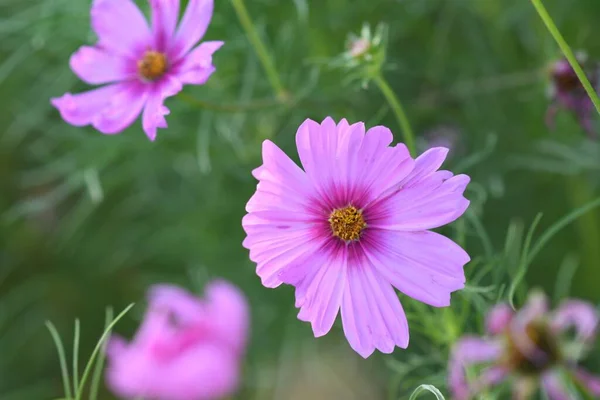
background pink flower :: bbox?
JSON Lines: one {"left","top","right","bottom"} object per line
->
{"left": 105, "top": 280, "right": 249, "bottom": 400}
{"left": 51, "top": 0, "right": 222, "bottom": 140}
{"left": 242, "top": 117, "right": 470, "bottom": 358}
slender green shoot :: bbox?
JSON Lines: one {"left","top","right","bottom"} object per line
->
{"left": 46, "top": 321, "right": 73, "bottom": 400}
{"left": 73, "top": 318, "right": 80, "bottom": 395}
{"left": 88, "top": 308, "right": 114, "bottom": 400}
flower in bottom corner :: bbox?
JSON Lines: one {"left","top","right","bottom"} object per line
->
{"left": 51, "top": 0, "right": 223, "bottom": 141}
{"left": 105, "top": 281, "right": 249, "bottom": 400}
{"left": 449, "top": 291, "right": 600, "bottom": 400}
{"left": 242, "top": 117, "right": 471, "bottom": 358}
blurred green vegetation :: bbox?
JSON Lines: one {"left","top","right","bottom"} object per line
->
{"left": 1, "top": 0, "right": 600, "bottom": 398}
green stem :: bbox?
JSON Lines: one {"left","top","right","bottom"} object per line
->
{"left": 530, "top": 0, "right": 600, "bottom": 116}
{"left": 373, "top": 73, "right": 416, "bottom": 155}
{"left": 178, "top": 92, "right": 283, "bottom": 112}
{"left": 230, "top": 0, "right": 287, "bottom": 101}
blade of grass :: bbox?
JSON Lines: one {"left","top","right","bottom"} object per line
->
{"left": 76, "top": 303, "right": 134, "bottom": 400}
{"left": 73, "top": 318, "right": 80, "bottom": 395}
{"left": 88, "top": 308, "right": 114, "bottom": 400}
{"left": 46, "top": 321, "right": 73, "bottom": 400}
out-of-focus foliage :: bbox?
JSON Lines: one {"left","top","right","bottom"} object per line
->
{"left": 1, "top": 0, "right": 600, "bottom": 399}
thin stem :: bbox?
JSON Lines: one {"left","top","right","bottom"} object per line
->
{"left": 230, "top": 0, "right": 287, "bottom": 101}
{"left": 530, "top": 0, "right": 600, "bottom": 116}
{"left": 372, "top": 73, "right": 416, "bottom": 155}
{"left": 178, "top": 92, "right": 283, "bottom": 113}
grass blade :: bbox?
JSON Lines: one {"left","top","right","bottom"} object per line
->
{"left": 88, "top": 308, "right": 114, "bottom": 400}
{"left": 73, "top": 318, "right": 80, "bottom": 395}
{"left": 408, "top": 384, "right": 446, "bottom": 400}
{"left": 46, "top": 321, "right": 73, "bottom": 400}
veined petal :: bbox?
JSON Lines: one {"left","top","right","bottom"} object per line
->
{"left": 69, "top": 46, "right": 135, "bottom": 85}
{"left": 364, "top": 230, "right": 468, "bottom": 307}
{"left": 368, "top": 172, "right": 470, "bottom": 231}
{"left": 92, "top": 82, "right": 148, "bottom": 134}
{"left": 91, "top": 0, "right": 151, "bottom": 57}
{"left": 173, "top": 0, "right": 214, "bottom": 61}
{"left": 51, "top": 84, "right": 123, "bottom": 127}
{"left": 340, "top": 252, "right": 409, "bottom": 358}
{"left": 173, "top": 41, "right": 224, "bottom": 85}
{"left": 150, "top": 0, "right": 180, "bottom": 52}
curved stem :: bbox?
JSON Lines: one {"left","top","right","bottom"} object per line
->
{"left": 530, "top": 0, "right": 600, "bottom": 116}
{"left": 178, "top": 92, "right": 282, "bottom": 112}
{"left": 373, "top": 73, "right": 416, "bottom": 155}
{"left": 230, "top": 0, "right": 288, "bottom": 101}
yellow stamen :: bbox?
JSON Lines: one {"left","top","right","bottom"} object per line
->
{"left": 329, "top": 206, "right": 366, "bottom": 242}
{"left": 138, "top": 51, "right": 168, "bottom": 81}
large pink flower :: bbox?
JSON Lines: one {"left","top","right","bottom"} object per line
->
{"left": 242, "top": 117, "right": 470, "bottom": 358}
{"left": 51, "top": 0, "right": 222, "bottom": 140}
{"left": 106, "top": 281, "right": 249, "bottom": 400}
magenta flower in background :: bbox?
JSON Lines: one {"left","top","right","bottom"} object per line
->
{"left": 546, "top": 54, "right": 599, "bottom": 139}
{"left": 449, "top": 292, "right": 600, "bottom": 400}
{"left": 242, "top": 117, "right": 470, "bottom": 358}
{"left": 106, "top": 281, "right": 249, "bottom": 400}
{"left": 51, "top": 0, "right": 222, "bottom": 141}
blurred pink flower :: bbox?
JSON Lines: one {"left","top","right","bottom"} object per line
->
{"left": 546, "top": 55, "right": 599, "bottom": 139}
{"left": 449, "top": 292, "right": 600, "bottom": 400}
{"left": 51, "top": 0, "right": 222, "bottom": 141}
{"left": 242, "top": 117, "right": 470, "bottom": 358}
{"left": 106, "top": 281, "right": 249, "bottom": 400}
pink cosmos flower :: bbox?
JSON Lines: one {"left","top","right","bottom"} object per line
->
{"left": 51, "top": 0, "right": 222, "bottom": 141}
{"left": 242, "top": 117, "right": 471, "bottom": 358}
{"left": 106, "top": 281, "right": 249, "bottom": 400}
{"left": 449, "top": 292, "right": 600, "bottom": 400}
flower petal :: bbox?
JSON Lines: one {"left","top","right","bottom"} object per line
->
{"left": 69, "top": 46, "right": 135, "bottom": 85}
{"left": 92, "top": 82, "right": 148, "bottom": 135}
{"left": 173, "top": 41, "right": 224, "bottom": 85}
{"left": 368, "top": 171, "right": 470, "bottom": 231}
{"left": 541, "top": 371, "right": 573, "bottom": 400}
{"left": 172, "top": 0, "right": 214, "bottom": 60}
{"left": 550, "top": 300, "right": 599, "bottom": 342}
{"left": 142, "top": 75, "right": 183, "bottom": 140}
{"left": 295, "top": 118, "right": 414, "bottom": 208}
{"left": 448, "top": 337, "right": 503, "bottom": 400}
{"left": 150, "top": 0, "right": 180, "bottom": 52}
{"left": 340, "top": 249, "right": 409, "bottom": 358}
{"left": 204, "top": 280, "right": 250, "bottom": 355}
{"left": 363, "top": 230, "right": 468, "bottom": 307}
{"left": 486, "top": 303, "right": 514, "bottom": 335}
{"left": 91, "top": 0, "right": 151, "bottom": 57}
{"left": 290, "top": 244, "right": 347, "bottom": 337}
{"left": 574, "top": 368, "right": 600, "bottom": 396}
{"left": 51, "top": 84, "right": 123, "bottom": 127}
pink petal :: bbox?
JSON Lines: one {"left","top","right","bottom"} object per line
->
{"left": 295, "top": 118, "right": 414, "bottom": 208}
{"left": 92, "top": 82, "right": 148, "bottom": 135}
{"left": 288, "top": 244, "right": 347, "bottom": 338}
{"left": 574, "top": 368, "right": 600, "bottom": 396}
{"left": 401, "top": 147, "right": 449, "bottom": 187}
{"left": 69, "top": 46, "right": 135, "bottom": 85}
{"left": 541, "top": 371, "right": 573, "bottom": 400}
{"left": 91, "top": 0, "right": 151, "bottom": 57}
{"left": 486, "top": 303, "right": 514, "bottom": 335}
{"left": 204, "top": 280, "right": 250, "bottom": 355}
{"left": 107, "top": 342, "right": 239, "bottom": 400}
{"left": 173, "top": 41, "right": 224, "bottom": 85}
{"left": 172, "top": 0, "right": 214, "bottom": 61}
{"left": 550, "top": 300, "right": 599, "bottom": 342}
{"left": 510, "top": 292, "right": 551, "bottom": 365}
{"left": 341, "top": 252, "right": 409, "bottom": 358}
{"left": 367, "top": 171, "right": 470, "bottom": 231}
{"left": 448, "top": 337, "right": 503, "bottom": 400}
{"left": 51, "top": 84, "right": 122, "bottom": 127}
{"left": 363, "top": 230, "right": 468, "bottom": 307}
{"left": 150, "top": 0, "right": 180, "bottom": 52}
{"left": 142, "top": 75, "right": 183, "bottom": 140}
{"left": 148, "top": 285, "right": 205, "bottom": 325}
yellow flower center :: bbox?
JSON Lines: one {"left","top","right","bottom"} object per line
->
{"left": 329, "top": 206, "right": 366, "bottom": 242}
{"left": 138, "top": 51, "right": 168, "bottom": 81}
